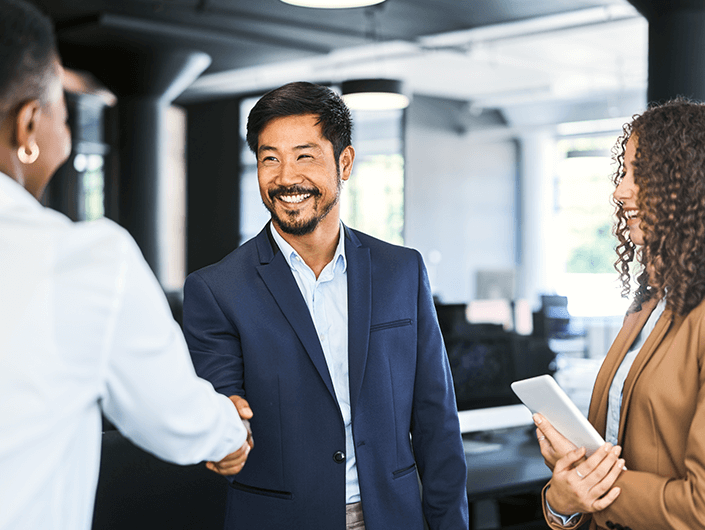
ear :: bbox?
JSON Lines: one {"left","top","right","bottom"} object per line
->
{"left": 339, "top": 145, "right": 355, "bottom": 181}
{"left": 14, "top": 100, "right": 41, "bottom": 149}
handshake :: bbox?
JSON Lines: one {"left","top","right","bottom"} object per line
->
{"left": 206, "top": 395, "right": 254, "bottom": 476}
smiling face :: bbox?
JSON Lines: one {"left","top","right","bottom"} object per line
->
{"left": 614, "top": 135, "right": 643, "bottom": 246}
{"left": 257, "top": 113, "right": 353, "bottom": 237}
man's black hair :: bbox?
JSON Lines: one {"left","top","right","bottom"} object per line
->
{"left": 0, "top": 0, "right": 57, "bottom": 116}
{"left": 246, "top": 82, "right": 353, "bottom": 161}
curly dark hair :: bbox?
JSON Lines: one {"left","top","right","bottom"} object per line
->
{"left": 246, "top": 82, "right": 352, "bottom": 163}
{"left": 612, "top": 98, "right": 705, "bottom": 315}
{"left": 0, "top": 0, "right": 57, "bottom": 118}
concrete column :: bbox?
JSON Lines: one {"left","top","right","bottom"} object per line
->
{"left": 517, "top": 130, "right": 558, "bottom": 310}
{"left": 83, "top": 47, "right": 211, "bottom": 282}
{"left": 629, "top": 0, "right": 705, "bottom": 103}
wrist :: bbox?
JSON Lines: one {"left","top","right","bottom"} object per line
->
{"left": 546, "top": 482, "right": 572, "bottom": 517}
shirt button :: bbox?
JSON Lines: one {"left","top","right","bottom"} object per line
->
{"left": 333, "top": 451, "right": 345, "bottom": 463}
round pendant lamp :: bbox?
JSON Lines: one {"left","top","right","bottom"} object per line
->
{"left": 341, "top": 78, "right": 410, "bottom": 110}
{"left": 280, "top": 0, "right": 385, "bottom": 8}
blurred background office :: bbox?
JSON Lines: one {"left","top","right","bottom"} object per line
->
{"left": 29, "top": 0, "right": 704, "bottom": 528}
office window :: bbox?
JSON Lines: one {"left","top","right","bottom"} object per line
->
{"left": 73, "top": 153, "right": 105, "bottom": 221}
{"left": 553, "top": 135, "right": 630, "bottom": 317}
{"left": 340, "top": 108, "right": 404, "bottom": 245}
{"left": 239, "top": 96, "right": 405, "bottom": 245}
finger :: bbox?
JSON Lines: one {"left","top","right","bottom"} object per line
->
{"left": 533, "top": 413, "right": 559, "bottom": 438}
{"left": 533, "top": 414, "right": 572, "bottom": 448}
{"left": 588, "top": 457, "right": 625, "bottom": 500}
{"left": 577, "top": 443, "right": 618, "bottom": 483}
{"left": 554, "top": 446, "right": 587, "bottom": 473}
{"left": 218, "top": 443, "right": 251, "bottom": 464}
{"left": 229, "top": 395, "right": 253, "bottom": 419}
{"left": 535, "top": 427, "right": 552, "bottom": 449}
{"left": 210, "top": 461, "right": 245, "bottom": 476}
{"left": 242, "top": 419, "right": 254, "bottom": 449}
{"left": 592, "top": 487, "right": 621, "bottom": 512}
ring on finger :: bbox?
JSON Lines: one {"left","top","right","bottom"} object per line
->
{"left": 576, "top": 469, "right": 585, "bottom": 479}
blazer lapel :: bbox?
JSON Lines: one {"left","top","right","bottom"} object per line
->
{"left": 588, "top": 297, "right": 660, "bottom": 435}
{"left": 254, "top": 226, "right": 337, "bottom": 402}
{"left": 618, "top": 304, "right": 674, "bottom": 442}
{"left": 345, "top": 227, "right": 371, "bottom": 418}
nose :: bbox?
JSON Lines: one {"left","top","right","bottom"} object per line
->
{"left": 613, "top": 177, "right": 632, "bottom": 203}
{"left": 277, "top": 159, "right": 303, "bottom": 186}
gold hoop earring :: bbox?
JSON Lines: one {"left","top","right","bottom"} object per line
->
{"left": 18, "top": 141, "right": 39, "bottom": 164}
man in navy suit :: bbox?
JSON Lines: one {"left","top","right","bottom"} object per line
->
{"left": 183, "top": 82, "right": 468, "bottom": 530}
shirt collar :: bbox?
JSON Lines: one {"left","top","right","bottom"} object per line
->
{"left": 0, "top": 171, "right": 42, "bottom": 210}
{"left": 269, "top": 222, "right": 347, "bottom": 275}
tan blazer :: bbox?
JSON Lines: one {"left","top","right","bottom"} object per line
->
{"left": 543, "top": 296, "right": 705, "bottom": 530}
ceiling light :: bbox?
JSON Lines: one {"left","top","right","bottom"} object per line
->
{"left": 341, "top": 79, "right": 410, "bottom": 110}
{"left": 280, "top": 0, "right": 385, "bottom": 8}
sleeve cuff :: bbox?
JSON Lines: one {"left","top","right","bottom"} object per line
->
{"left": 545, "top": 489, "right": 581, "bottom": 526}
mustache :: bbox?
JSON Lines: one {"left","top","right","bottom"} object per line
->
{"left": 268, "top": 185, "right": 320, "bottom": 201}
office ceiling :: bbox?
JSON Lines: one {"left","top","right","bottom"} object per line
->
{"left": 36, "top": 0, "right": 647, "bottom": 124}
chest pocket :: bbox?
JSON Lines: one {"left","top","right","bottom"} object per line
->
{"left": 370, "top": 319, "right": 413, "bottom": 332}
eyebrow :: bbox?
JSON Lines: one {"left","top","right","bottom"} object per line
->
{"left": 258, "top": 143, "right": 319, "bottom": 154}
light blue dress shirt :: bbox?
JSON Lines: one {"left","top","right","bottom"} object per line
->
{"left": 269, "top": 223, "right": 360, "bottom": 504}
{"left": 548, "top": 297, "right": 667, "bottom": 524}
{"left": 604, "top": 297, "right": 667, "bottom": 446}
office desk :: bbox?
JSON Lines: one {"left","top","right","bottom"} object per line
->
{"left": 464, "top": 426, "right": 552, "bottom": 529}
{"left": 465, "top": 426, "right": 551, "bottom": 502}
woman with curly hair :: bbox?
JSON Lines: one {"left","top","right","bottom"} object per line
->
{"left": 535, "top": 98, "right": 705, "bottom": 530}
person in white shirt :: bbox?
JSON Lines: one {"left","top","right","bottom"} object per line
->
{"left": 0, "top": 1, "right": 252, "bottom": 528}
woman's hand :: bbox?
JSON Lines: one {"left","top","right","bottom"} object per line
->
{"left": 546, "top": 443, "right": 625, "bottom": 516}
{"left": 533, "top": 413, "right": 578, "bottom": 470}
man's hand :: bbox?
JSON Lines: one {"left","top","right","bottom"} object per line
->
{"left": 230, "top": 395, "right": 254, "bottom": 451}
{"left": 534, "top": 413, "right": 578, "bottom": 470}
{"left": 206, "top": 440, "right": 251, "bottom": 475}
{"left": 205, "top": 395, "right": 254, "bottom": 476}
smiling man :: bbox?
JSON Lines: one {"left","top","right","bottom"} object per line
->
{"left": 182, "top": 82, "right": 469, "bottom": 530}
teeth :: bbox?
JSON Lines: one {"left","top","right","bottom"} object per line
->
{"left": 279, "top": 193, "right": 310, "bottom": 204}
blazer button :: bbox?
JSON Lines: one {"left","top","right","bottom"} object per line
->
{"left": 333, "top": 451, "right": 345, "bottom": 463}
{"left": 606, "top": 522, "right": 615, "bottom": 529}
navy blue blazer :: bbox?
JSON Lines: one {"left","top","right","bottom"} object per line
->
{"left": 183, "top": 224, "right": 468, "bottom": 530}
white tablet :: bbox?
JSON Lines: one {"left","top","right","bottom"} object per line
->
{"left": 511, "top": 374, "right": 605, "bottom": 455}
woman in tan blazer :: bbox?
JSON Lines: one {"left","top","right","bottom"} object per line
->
{"left": 535, "top": 99, "right": 705, "bottom": 530}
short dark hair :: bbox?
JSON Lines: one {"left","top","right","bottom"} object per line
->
{"left": 246, "top": 82, "right": 353, "bottom": 161}
{"left": 0, "top": 0, "right": 58, "bottom": 116}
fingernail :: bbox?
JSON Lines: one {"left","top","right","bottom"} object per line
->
{"left": 533, "top": 414, "right": 542, "bottom": 424}
{"left": 612, "top": 446, "right": 622, "bottom": 456}
{"left": 604, "top": 443, "right": 613, "bottom": 452}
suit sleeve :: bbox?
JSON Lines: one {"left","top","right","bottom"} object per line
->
{"left": 409, "top": 251, "right": 470, "bottom": 529}
{"left": 182, "top": 271, "right": 244, "bottom": 399}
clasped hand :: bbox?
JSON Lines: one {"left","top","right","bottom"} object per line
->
{"left": 206, "top": 395, "right": 255, "bottom": 476}
{"left": 534, "top": 413, "right": 625, "bottom": 516}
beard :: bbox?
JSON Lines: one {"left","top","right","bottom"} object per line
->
{"left": 264, "top": 174, "right": 343, "bottom": 236}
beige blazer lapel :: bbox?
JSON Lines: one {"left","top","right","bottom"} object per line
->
{"left": 617, "top": 306, "right": 674, "bottom": 443}
{"left": 588, "top": 297, "right": 661, "bottom": 436}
